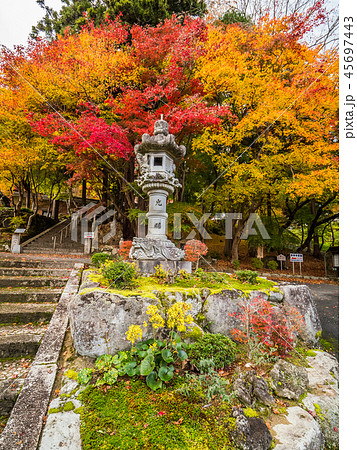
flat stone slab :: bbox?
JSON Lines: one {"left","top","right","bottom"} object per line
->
{"left": 0, "top": 303, "right": 56, "bottom": 324}
{"left": 0, "top": 363, "right": 57, "bottom": 450}
{"left": 272, "top": 406, "right": 324, "bottom": 450}
{"left": 39, "top": 410, "right": 82, "bottom": 450}
{"left": 306, "top": 351, "right": 339, "bottom": 389}
{"left": 39, "top": 376, "right": 84, "bottom": 450}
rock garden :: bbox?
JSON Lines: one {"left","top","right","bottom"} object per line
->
{"left": 44, "top": 253, "right": 339, "bottom": 450}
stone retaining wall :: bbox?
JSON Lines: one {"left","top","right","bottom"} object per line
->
{"left": 69, "top": 276, "right": 322, "bottom": 358}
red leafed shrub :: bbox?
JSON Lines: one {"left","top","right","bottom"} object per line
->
{"left": 118, "top": 241, "right": 133, "bottom": 260}
{"left": 184, "top": 239, "right": 208, "bottom": 269}
{"left": 230, "top": 296, "right": 304, "bottom": 360}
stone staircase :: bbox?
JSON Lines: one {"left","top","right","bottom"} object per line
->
{"left": 21, "top": 219, "right": 85, "bottom": 255}
{"left": 0, "top": 256, "right": 76, "bottom": 418}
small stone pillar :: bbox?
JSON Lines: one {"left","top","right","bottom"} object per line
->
{"left": 11, "top": 228, "right": 26, "bottom": 253}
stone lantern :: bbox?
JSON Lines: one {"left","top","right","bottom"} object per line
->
{"left": 129, "top": 118, "right": 191, "bottom": 274}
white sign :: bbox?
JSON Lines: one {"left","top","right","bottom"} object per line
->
{"left": 84, "top": 232, "right": 95, "bottom": 239}
{"left": 290, "top": 253, "right": 303, "bottom": 262}
{"left": 277, "top": 254, "right": 286, "bottom": 261}
{"left": 14, "top": 228, "right": 26, "bottom": 234}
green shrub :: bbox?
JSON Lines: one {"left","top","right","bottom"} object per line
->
{"left": 91, "top": 252, "right": 112, "bottom": 268}
{"left": 101, "top": 260, "right": 137, "bottom": 288}
{"left": 233, "top": 259, "right": 240, "bottom": 270}
{"left": 194, "top": 268, "right": 225, "bottom": 284}
{"left": 189, "top": 333, "right": 237, "bottom": 369}
{"left": 177, "top": 359, "right": 233, "bottom": 403}
{"left": 251, "top": 257, "right": 264, "bottom": 269}
{"left": 267, "top": 260, "right": 278, "bottom": 270}
{"left": 234, "top": 269, "right": 258, "bottom": 284}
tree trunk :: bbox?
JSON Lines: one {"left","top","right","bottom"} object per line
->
{"left": 52, "top": 199, "right": 59, "bottom": 221}
{"left": 82, "top": 179, "right": 87, "bottom": 206}
{"left": 311, "top": 199, "right": 321, "bottom": 258}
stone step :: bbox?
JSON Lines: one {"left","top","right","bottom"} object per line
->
{"left": 0, "top": 377, "right": 25, "bottom": 416}
{"left": 0, "top": 324, "right": 47, "bottom": 358}
{"left": 0, "top": 355, "right": 33, "bottom": 416}
{"left": 22, "top": 248, "right": 84, "bottom": 255}
{"left": 0, "top": 334, "right": 43, "bottom": 358}
{"left": 0, "top": 303, "right": 56, "bottom": 324}
{"left": 0, "top": 254, "right": 90, "bottom": 267}
{"left": 0, "top": 289, "right": 62, "bottom": 303}
{"left": 0, "top": 268, "right": 72, "bottom": 277}
{"left": 0, "top": 277, "right": 68, "bottom": 288}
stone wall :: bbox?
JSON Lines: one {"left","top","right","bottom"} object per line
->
{"left": 69, "top": 274, "right": 322, "bottom": 358}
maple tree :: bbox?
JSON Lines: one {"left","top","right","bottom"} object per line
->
{"left": 1, "top": 16, "right": 225, "bottom": 235}
{"left": 192, "top": 9, "right": 338, "bottom": 259}
{"left": 0, "top": 8, "right": 338, "bottom": 254}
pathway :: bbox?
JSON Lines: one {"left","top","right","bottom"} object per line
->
{"left": 0, "top": 253, "right": 89, "bottom": 448}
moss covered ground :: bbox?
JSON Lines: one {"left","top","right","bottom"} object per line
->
{"left": 86, "top": 271, "right": 275, "bottom": 299}
{"left": 79, "top": 378, "right": 236, "bottom": 450}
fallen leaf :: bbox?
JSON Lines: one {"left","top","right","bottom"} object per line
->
{"left": 173, "top": 418, "right": 183, "bottom": 425}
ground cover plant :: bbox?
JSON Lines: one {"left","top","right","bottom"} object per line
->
{"left": 79, "top": 378, "right": 236, "bottom": 450}
{"left": 87, "top": 264, "right": 276, "bottom": 298}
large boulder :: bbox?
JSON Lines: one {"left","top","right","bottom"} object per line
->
{"left": 280, "top": 285, "right": 322, "bottom": 344}
{"left": 302, "top": 351, "right": 339, "bottom": 449}
{"left": 269, "top": 360, "right": 309, "bottom": 401}
{"left": 306, "top": 351, "right": 339, "bottom": 389}
{"left": 69, "top": 290, "right": 158, "bottom": 358}
{"left": 272, "top": 406, "right": 324, "bottom": 450}
{"left": 204, "top": 289, "right": 243, "bottom": 335}
{"left": 230, "top": 407, "right": 272, "bottom": 450}
{"left": 302, "top": 391, "right": 338, "bottom": 449}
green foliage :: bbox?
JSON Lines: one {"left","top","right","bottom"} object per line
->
{"left": 100, "top": 260, "right": 137, "bottom": 288}
{"left": 78, "top": 335, "right": 191, "bottom": 391}
{"left": 243, "top": 407, "right": 259, "bottom": 418}
{"left": 233, "top": 259, "right": 240, "bottom": 270}
{"left": 220, "top": 8, "right": 251, "bottom": 25}
{"left": 234, "top": 269, "right": 258, "bottom": 284}
{"left": 131, "top": 335, "right": 190, "bottom": 390}
{"left": 251, "top": 258, "right": 264, "bottom": 270}
{"left": 193, "top": 268, "right": 225, "bottom": 284}
{"left": 189, "top": 333, "right": 237, "bottom": 369}
{"left": 32, "top": 0, "right": 208, "bottom": 39}
{"left": 153, "top": 264, "right": 174, "bottom": 284}
{"left": 77, "top": 368, "right": 94, "bottom": 384}
{"left": 65, "top": 369, "right": 78, "bottom": 380}
{"left": 267, "top": 260, "right": 279, "bottom": 270}
{"left": 63, "top": 401, "right": 75, "bottom": 412}
{"left": 90, "top": 252, "right": 112, "bottom": 268}
{"left": 177, "top": 359, "right": 233, "bottom": 403}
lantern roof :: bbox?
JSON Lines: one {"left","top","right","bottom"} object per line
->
{"left": 134, "top": 119, "right": 186, "bottom": 161}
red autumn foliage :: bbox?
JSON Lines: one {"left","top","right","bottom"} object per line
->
{"left": 118, "top": 240, "right": 133, "bottom": 260}
{"left": 184, "top": 239, "right": 208, "bottom": 263}
{"left": 230, "top": 296, "right": 304, "bottom": 358}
